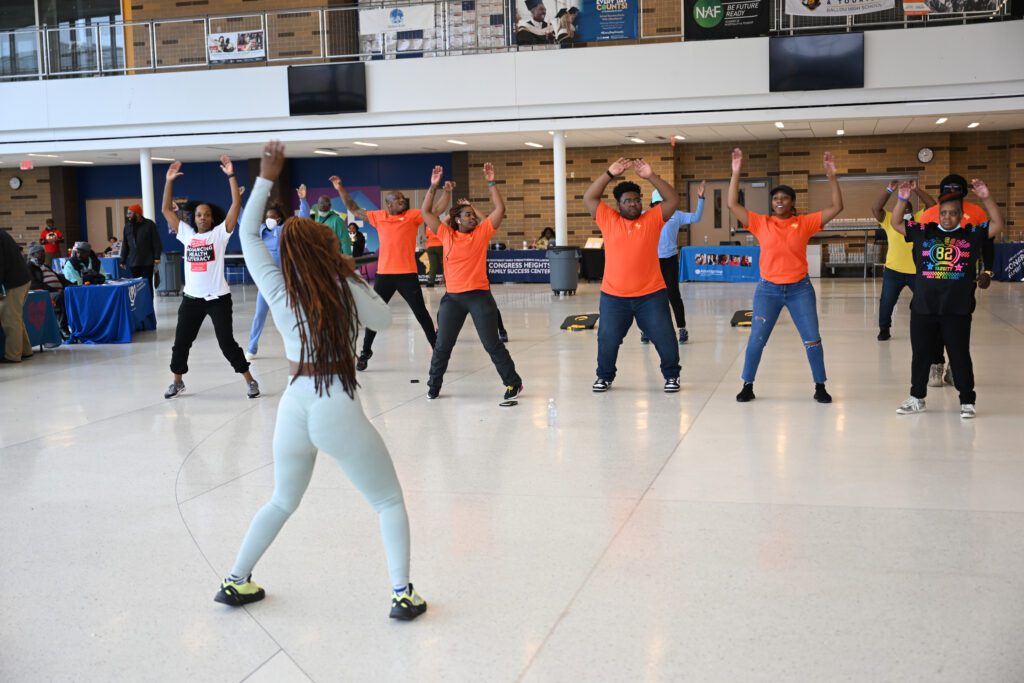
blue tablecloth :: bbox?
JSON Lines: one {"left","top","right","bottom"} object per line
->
{"left": 679, "top": 246, "right": 760, "bottom": 282}
{"left": 64, "top": 277, "right": 156, "bottom": 344}
{"left": 0, "top": 290, "right": 62, "bottom": 350}
{"left": 993, "top": 242, "right": 1024, "bottom": 282}
{"left": 52, "top": 256, "right": 128, "bottom": 279}
{"left": 486, "top": 250, "right": 551, "bottom": 283}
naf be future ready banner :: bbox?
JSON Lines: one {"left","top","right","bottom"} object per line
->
{"left": 684, "top": 0, "right": 770, "bottom": 40}
{"left": 575, "top": 0, "right": 639, "bottom": 42}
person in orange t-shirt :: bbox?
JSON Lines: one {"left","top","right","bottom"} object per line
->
{"left": 331, "top": 175, "right": 451, "bottom": 371}
{"left": 421, "top": 164, "right": 522, "bottom": 401}
{"left": 729, "top": 147, "right": 844, "bottom": 405}
{"left": 583, "top": 157, "right": 681, "bottom": 393}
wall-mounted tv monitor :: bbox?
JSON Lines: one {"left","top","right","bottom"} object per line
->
{"left": 769, "top": 33, "right": 864, "bottom": 92}
{"left": 288, "top": 63, "right": 367, "bottom": 116}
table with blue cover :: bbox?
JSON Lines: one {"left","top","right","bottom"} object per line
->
{"left": 486, "top": 250, "right": 551, "bottom": 283}
{"left": 679, "top": 246, "right": 760, "bottom": 282}
{"left": 52, "top": 256, "right": 129, "bottom": 280}
{"left": 0, "top": 290, "right": 62, "bottom": 351}
{"left": 64, "top": 277, "right": 156, "bottom": 344}
{"left": 993, "top": 242, "right": 1024, "bottom": 281}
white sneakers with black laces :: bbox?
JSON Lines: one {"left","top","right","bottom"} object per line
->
{"left": 896, "top": 397, "right": 925, "bottom": 415}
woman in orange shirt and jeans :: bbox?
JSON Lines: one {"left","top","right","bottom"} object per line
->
{"left": 728, "top": 148, "right": 844, "bottom": 403}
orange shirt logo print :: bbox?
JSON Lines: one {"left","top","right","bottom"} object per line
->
{"left": 187, "top": 238, "right": 214, "bottom": 272}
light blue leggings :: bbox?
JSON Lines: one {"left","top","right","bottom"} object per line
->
{"left": 230, "top": 376, "right": 411, "bottom": 588}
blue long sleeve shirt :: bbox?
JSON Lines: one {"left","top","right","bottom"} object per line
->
{"left": 657, "top": 197, "right": 705, "bottom": 258}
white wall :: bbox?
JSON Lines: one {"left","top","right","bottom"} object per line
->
{"left": 1, "top": 21, "right": 1022, "bottom": 154}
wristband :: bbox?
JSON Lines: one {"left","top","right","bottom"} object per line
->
{"left": 885, "top": 187, "right": 894, "bottom": 194}
{"left": 227, "top": 174, "right": 236, "bottom": 178}
{"left": 897, "top": 194, "right": 911, "bottom": 201}
{"left": 606, "top": 170, "right": 615, "bottom": 179}
{"left": 487, "top": 181, "right": 497, "bottom": 187}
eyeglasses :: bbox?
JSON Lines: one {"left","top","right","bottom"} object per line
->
{"left": 619, "top": 198, "right": 643, "bottom": 205}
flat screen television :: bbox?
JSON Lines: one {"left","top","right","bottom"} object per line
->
{"left": 769, "top": 33, "right": 864, "bottom": 93}
{"left": 288, "top": 63, "right": 367, "bottom": 116}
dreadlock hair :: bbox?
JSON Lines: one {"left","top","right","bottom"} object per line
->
{"left": 278, "top": 216, "right": 360, "bottom": 398}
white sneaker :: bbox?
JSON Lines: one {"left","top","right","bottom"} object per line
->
{"left": 960, "top": 404, "right": 976, "bottom": 419}
{"left": 928, "top": 363, "right": 945, "bottom": 387}
{"left": 896, "top": 397, "right": 926, "bottom": 415}
{"left": 245, "top": 351, "right": 256, "bottom": 361}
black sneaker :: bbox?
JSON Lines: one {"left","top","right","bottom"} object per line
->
{"left": 356, "top": 351, "right": 372, "bottom": 371}
{"left": 503, "top": 382, "right": 523, "bottom": 400}
{"left": 978, "top": 271, "right": 992, "bottom": 290}
{"left": 247, "top": 380, "right": 260, "bottom": 399}
{"left": 814, "top": 383, "right": 832, "bottom": 404}
{"left": 498, "top": 330, "right": 509, "bottom": 344}
{"left": 678, "top": 328, "right": 689, "bottom": 344}
{"left": 664, "top": 377, "right": 680, "bottom": 393}
{"left": 592, "top": 378, "right": 612, "bottom": 392}
{"left": 427, "top": 386, "right": 440, "bottom": 400}
{"left": 390, "top": 583, "right": 427, "bottom": 621}
{"left": 639, "top": 333, "right": 650, "bottom": 344}
{"left": 164, "top": 382, "right": 185, "bottom": 399}
{"left": 877, "top": 327, "right": 891, "bottom": 341}
{"left": 736, "top": 383, "right": 755, "bottom": 402}
{"left": 214, "top": 575, "right": 265, "bottom": 606}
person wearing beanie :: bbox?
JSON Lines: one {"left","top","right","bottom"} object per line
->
{"left": 121, "top": 203, "right": 162, "bottom": 297}
{"left": 62, "top": 241, "right": 105, "bottom": 285}
{"left": 25, "top": 243, "right": 69, "bottom": 337}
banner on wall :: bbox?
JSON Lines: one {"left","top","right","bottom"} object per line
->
{"left": 359, "top": 6, "right": 435, "bottom": 33}
{"left": 208, "top": 30, "right": 265, "bottom": 63}
{"left": 683, "top": 0, "right": 770, "bottom": 40}
{"left": 902, "top": 0, "right": 997, "bottom": 14}
{"left": 514, "top": 0, "right": 637, "bottom": 46}
{"left": 785, "top": 0, "right": 893, "bottom": 16}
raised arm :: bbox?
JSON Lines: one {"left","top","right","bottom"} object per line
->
{"left": 482, "top": 163, "right": 506, "bottom": 229}
{"left": 296, "top": 184, "right": 310, "bottom": 218}
{"left": 727, "top": 148, "right": 749, "bottom": 226}
{"left": 242, "top": 141, "right": 287, "bottom": 304}
{"left": 890, "top": 180, "right": 915, "bottom": 235}
{"left": 161, "top": 161, "right": 183, "bottom": 233}
{"left": 329, "top": 176, "right": 367, "bottom": 221}
{"left": 914, "top": 184, "right": 937, "bottom": 210}
{"left": 872, "top": 181, "right": 897, "bottom": 223}
{"left": 584, "top": 158, "right": 630, "bottom": 219}
{"left": 433, "top": 181, "right": 454, "bottom": 215}
{"left": 221, "top": 156, "right": 242, "bottom": 233}
{"left": 972, "top": 179, "right": 1004, "bottom": 238}
{"left": 819, "top": 151, "right": 844, "bottom": 225}
{"left": 634, "top": 158, "right": 678, "bottom": 221}
{"left": 420, "top": 166, "right": 445, "bottom": 231}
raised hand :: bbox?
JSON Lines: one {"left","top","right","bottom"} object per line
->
{"left": 482, "top": 163, "right": 496, "bottom": 182}
{"left": 897, "top": 180, "right": 917, "bottom": 200}
{"left": 329, "top": 175, "right": 343, "bottom": 191}
{"left": 731, "top": 148, "right": 743, "bottom": 174}
{"left": 633, "top": 158, "right": 654, "bottom": 179}
{"left": 971, "top": 178, "right": 990, "bottom": 200}
{"left": 887, "top": 180, "right": 899, "bottom": 192}
{"left": 219, "top": 155, "right": 234, "bottom": 176}
{"left": 697, "top": 180, "right": 706, "bottom": 198}
{"left": 166, "top": 161, "right": 183, "bottom": 181}
{"left": 296, "top": 184, "right": 307, "bottom": 200}
{"left": 259, "top": 140, "right": 286, "bottom": 182}
{"left": 443, "top": 180, "right": 456, "bottom": 192}
{"left": 608, "top": 157, "right": 630, "bottom": 176}
{"left": 823, "top": 151, "right": 837, "bottom": 177}
{"left": 456, "top": 197, "right": 471, "bottom": 206}
{"left": 430, "top": 165, "right": 444, "bottom": 187}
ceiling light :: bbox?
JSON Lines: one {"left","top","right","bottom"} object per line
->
{"left": 630, "top": 137, "right": 646, "bottom": 144}
{"left": 152, "top": 156, "right": 175, "bottom": 162}
{"left": 774, "top": 122, "right": 785, "bottom": 129}
{"left": 836, "top": 129, "right": 845, "bottom": 136}
{"left": 935, "top": 117, "right": 947, "bottom": 125}
{"left": 967, "top": 122, "right": 980, "bottom": 128}
{"left": 28, "top": 153, "right": 59, "bottom": 158}
{"left": 525, "top": 142, "right": 543, "bottom": 148}
{"left": 547, "top": 131, "right": 554, "bottom": 135}
{"left": 353, "top": 141, "right": 378, "bottom": 147}
{"left": 314, "top": 149, "right": 338, "bottom": 156}
{"left": 447, "top": 139, "right": 468, "bottom": 146}
{"left": 673, "top": 135, "right": 686, "bottom": 141}
{"left": 63, "top": 160, "right": 94, "bottom": 165}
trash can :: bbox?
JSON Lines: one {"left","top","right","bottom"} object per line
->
{"left": 157, "top": 252, "right": 184, "bottom": 296}
{"left": 546, "top": 246, "right": 580, "bottom": 295}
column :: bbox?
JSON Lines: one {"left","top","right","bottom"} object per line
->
{"left": 139, "top": 148, "right": 155, "bottom": 220}
{"left": 553, "top": 130, "right": 567, "bottom": 246}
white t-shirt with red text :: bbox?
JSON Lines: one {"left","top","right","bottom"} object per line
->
{"left": 176, "top": 221, "right": 231, "bottom": 299}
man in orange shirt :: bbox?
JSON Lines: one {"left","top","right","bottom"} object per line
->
{"left": 583, "top": 158, "right": 681, "bottom": 393}
{"left": 332, "top": 175, "right": 451, "bottom": 371}
{"left": 421, "top": 164, "right": 522, "bottom": 401}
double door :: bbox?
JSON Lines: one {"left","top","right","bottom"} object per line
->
{"left": 85, "top": 197, "right": 141, "bottom": 244}
{"left": 685, "top": 180, "right": 769, "bottom": 247}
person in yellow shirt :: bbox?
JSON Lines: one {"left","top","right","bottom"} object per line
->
{"left": 871, "top": 180, "right": 935, "bottom": 341}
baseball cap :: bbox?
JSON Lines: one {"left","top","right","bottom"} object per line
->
{"left": 650, "top": 189, "right": 663, "bottom": 206}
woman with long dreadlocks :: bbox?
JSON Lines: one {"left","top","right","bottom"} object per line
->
{"left": 215, "top": 141, "right": 427, "bottom": 621}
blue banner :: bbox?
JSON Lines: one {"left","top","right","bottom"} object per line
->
{"left": 487, "top": 250, "right": 551, "bottom": 283}
{"left": 576, "top": 0, "right": 638, "bottom": 41}
{"left": 679, "top": 246, "right": 761, "bottom": 282}
{"left": 515, "top": 0, "right": 637, "bottom": 46}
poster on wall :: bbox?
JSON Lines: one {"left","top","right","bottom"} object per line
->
{"left": 514, "top": 0, "right": 637, "bottom": 46}
{"left": 902, "top": 0, "right": 997, "bottom": 14}
{"left": 785, "top": 0, "right": 893, "bottom": 16}
{"left": 359, "top": 5, "right": 435, "bottom": 33}
{"left": 683, "top": 0, "right": 770, "bottom": 40}
{"left": 208, "top": 30, "right": 265, "bottom": 63}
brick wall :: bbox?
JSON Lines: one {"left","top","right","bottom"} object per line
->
{"left": 0, "top": 168, "right": 55, "bottom": 253}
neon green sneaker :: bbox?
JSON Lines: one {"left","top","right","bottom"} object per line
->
{"left": 214, "top": 575, "right": 266, "bottom": 606}
{"left": 390, "top": 583, "right": 427, "bottom": 621}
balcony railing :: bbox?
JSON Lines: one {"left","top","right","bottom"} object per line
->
{"left": 0, "top": 1, "right": 1011, "bottom": 81}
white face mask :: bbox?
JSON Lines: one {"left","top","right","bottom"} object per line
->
{"left": 265, "top": 218, "right": 279, "bottom": 229}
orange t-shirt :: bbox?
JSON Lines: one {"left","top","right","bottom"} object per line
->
{"left": 595, "top": 202, "right": 666, "bottom": 298}
{"left": 438, "top": 219, "right": 495, "bottom": 293}
{"left": 365, "top": 208, "right": 423, "bottom": 274}
{"left": 919, "top": 200, "right": 987, "bottom": 227}
{"left": 746, "top": 211, "right": 823, "bottom": 284}
{"left": 425, "top": 227, "right": 442, "bottom": 248}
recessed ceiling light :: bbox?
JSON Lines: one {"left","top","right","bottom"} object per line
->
{"left": 774, "top": 122, "right": 785, "bottom": 129}
{"left": 63, "top": 160, "right": 94, "bottom": 165}
{"left": 447, "top": 139, "right": 468, "bottom": 146}
{"left": 152, "top": 156, "right": 175, "bottom": 162}
{"left": 525, "top": 142, "right": 543, "bottom": 148}
{"left": 836, "top": 129, "right": 845, "bottom": 136}
{"left": 935, "top": 117, "right": 948, "bottom": 125}
{"left": 673, "top": 135, "right": 686, "bottom": 141}
{"left": 314, "top": 149, "right": 338, "bottom": 156}
{"left": 967, "top": 122, "right": 980, "bottom": 128}
{"left": 28, "top": 153, "right": 59, "bottom": 158}
{"left": 630, "top": 137, "right": 646, "bottom": 144}
{"left": 547, "top": 131, "right": 554, "bottom": 135}
{"left": 353, "top": 141, "right": 378, "bottom": 147}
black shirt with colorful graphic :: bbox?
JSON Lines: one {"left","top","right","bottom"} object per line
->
{"left": 903, "top": 220, "right": 990, "bottom": 315}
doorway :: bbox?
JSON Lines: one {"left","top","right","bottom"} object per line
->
{"left": 85, "top": 197, "right": 140, "bottom": 244}
{"left": 686, "top": 180, "right": 769, "bottom": 247}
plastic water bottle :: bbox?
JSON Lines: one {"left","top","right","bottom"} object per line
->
{"left": 547, "top": 398, "right": 557, "bottom": 427}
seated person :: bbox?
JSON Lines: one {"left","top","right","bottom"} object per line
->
{"left": 533, "top": 227, "right": 556, "bottom": 249}
{"left": 26, "top": 243, "right": 70, "bottom": 335}
{"left": 62, "top": 241, "right": 106, "bottom": 285}
{"left": 104, "top": 236, "right": 122, "bottom": 256}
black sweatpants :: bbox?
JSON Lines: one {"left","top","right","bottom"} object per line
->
{"left": 170, "top": 294, "right": 250, "bottom": 375}
{"left": 428, "top": 290, "right": 520, "bottom": 391}
{"left": 361, "top": 273, "right": 437, "bottom": 355}
{"left": 910, "top": 311, "right": 975, "bottom": 404}
{"left": 658, "top": 254, "right": 686, "bottom": 329}
{"left": 131, "top": 265, "right": 155, "bottom": 298}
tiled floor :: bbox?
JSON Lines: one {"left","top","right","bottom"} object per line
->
{"left": 2, "top": 279, "right": 1023, "bottom": 681}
